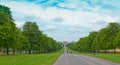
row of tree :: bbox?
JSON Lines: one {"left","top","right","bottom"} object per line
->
{"left": 67, "top": 23, "right": 120, "bottom": 54}
{"left": 0, "top": 5, "right": 62, "bottom": 55}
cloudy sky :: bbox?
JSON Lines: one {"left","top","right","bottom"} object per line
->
{"left": 0, "top": 0, "right": 120, "bottom": 42}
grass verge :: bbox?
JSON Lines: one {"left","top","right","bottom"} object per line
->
{"left": 67, "top": 48, "right": 120, "bottom": 64}
{"left": 85, "top": 53, "right": 120, "bottom": 64}
{"left": 0, "top": 49, "right": 64, "bottom": 65}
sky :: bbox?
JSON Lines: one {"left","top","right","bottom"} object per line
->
{"left": 0, "top": 0, "right": 120, "bottom": 42}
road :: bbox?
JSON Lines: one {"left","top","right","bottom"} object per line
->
{"left": 54, "top": 48, "right": 120, "bottom": 65}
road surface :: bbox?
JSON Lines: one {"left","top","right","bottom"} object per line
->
{"left": 54, "top": 48, "right": 120, "bottom": 65}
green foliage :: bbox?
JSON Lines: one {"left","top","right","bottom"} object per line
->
{"left": 22, "top": 22, "right": 62, "bottom": 53}
{"left": 0, "top": 5, "right": 62, "bottom": 55}
{"left": 68, "top": 22, "right": 120, "bottom": 54}
{"left": 67, "top": 31, "right": 98, "bottom": 52}
{"left": 0, "top": 5, "right": 13, "bottom": 20}
{"left": 114, "top": 31, "right": 120, "bottom": 48}
{"left": 0, "top": 10, "right": 16, "bottom": 54}
{"left": 22, "top": 22, "right": 41, "bottom": 54}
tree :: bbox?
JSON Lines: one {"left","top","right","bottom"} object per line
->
{"left": 68, "top": 22, "right": 120, "bottom": 54}
{"left": 107, "top": 23, "right": 120, "bottom": 54}
{"left": 0, "top": 5, "right": 62, "bottom": 55}
{"left": 12, "top": 28, "right": 30, "bottom": 54}
{"left": 93, "top": 23, "right": 120, "bottom": 54}
{"left": 93, "top": 28, "right": 111, "bottom": 54}
{"left": 114, "top": 31, "right": 120, "bottom": 49}
{"left": 0, "top": 5, "right": 13, "bottom": 20}
{"left": 0, "top": 11, "right": 16, "bottom": 55}
{"left": 86, "top": 31, "right": 98, "bottom": 52}
{"left": 68, "top": 31, "right": 98, "bottom": 52}
{"left": 22, "top": 22, "right": 41, "bottom": 54}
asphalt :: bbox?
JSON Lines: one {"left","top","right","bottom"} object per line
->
{"left": 53, "top": 48, "right": 120, "bottom": 65}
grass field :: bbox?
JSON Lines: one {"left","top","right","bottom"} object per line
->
{"left": 85, "top": 53, "right": 120, "bottom": 63}
{"left": 67, "top": 48, "right": 120, "bottom": 64}
{"left": 78, "top": 52, "right": 120, "bottom": 63}
{"left": 0, "top": 49, "right": 64, "bottom": 65}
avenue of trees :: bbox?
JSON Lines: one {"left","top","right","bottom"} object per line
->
{"left": 67, "top": 23, "right": 120, "bottom": 54}
{"left": 0, "top": 5, "right": 62, "bottom": 55}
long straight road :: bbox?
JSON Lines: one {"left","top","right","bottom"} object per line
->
{"left": 54, "top": 48, "right": 120, "bottom": 65}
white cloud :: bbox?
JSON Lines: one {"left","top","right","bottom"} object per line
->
{"left": 69, "top": 28, "right": 83, "bottom": 33}
{"left": 1, "top": 1, "right": 119, "bottom": 29}
{"left": 0, "top": 0, "right": 120, "bottom": 41}
{"left": 15, "top": 21, "right": 25, "bottom": 28}
{"left": 51, "top": 17, "right": 64, "bottom": 22}
{"left": 45, "top": 25, "right": 58, "bottom": 31}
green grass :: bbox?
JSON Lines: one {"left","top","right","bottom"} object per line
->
{"left": 66, "top": 48, "right": 78, "bottom": 54}
{"left": 0, "top": 49, "right": 64, "bottom": 65}
{"left": 76, "top": 52, "right": 120, "bottom": 64}
{"left": 86, "top": 53, "right": 120, "bottom": 63}
{"left": 67, "top": 48, "right": 120, "bottom": 63}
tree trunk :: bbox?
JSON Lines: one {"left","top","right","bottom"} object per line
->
{"left": 104, "top": 49, "right": 107, "bottom": 54}
{"left": 93, "top": 50, "right": 96, "bottom": 55}
{"left": 6, "top": 46, "right": 9, "bottom": 55}
{"left": 114, "top": 48, "right": 116, "bottom": 54}
{"left": 29, "top": 49, "right": 31, "bottom": 54}
{"left": 29, "top": 44, "right": 32, "bottom": 54}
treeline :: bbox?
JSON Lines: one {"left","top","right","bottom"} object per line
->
{"left": 67, "top": 23, "right": 120, "bottom": 54}
{"left": 0, "top": 5, "right": 62, "bottom": 55}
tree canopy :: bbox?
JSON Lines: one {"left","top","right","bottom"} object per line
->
{"left": 0, "top": 5, "right": 62, "bottom": 55}
{"left": 67, "top": 22, "right": 120, "bottom": 54}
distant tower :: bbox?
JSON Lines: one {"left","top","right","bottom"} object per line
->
{"left": 63, "top": 41, "right": 67, "bottom": 47}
